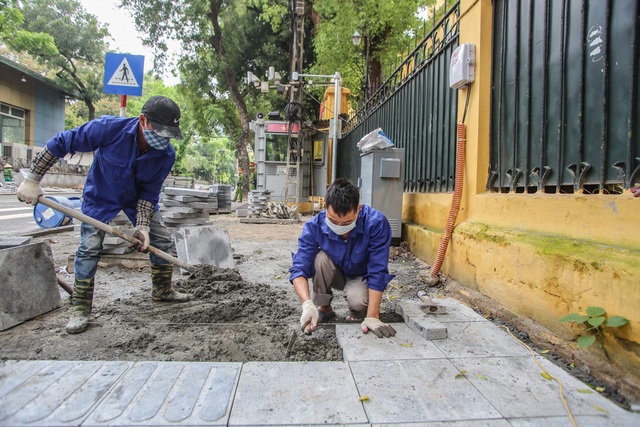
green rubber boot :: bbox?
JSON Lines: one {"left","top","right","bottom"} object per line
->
{"left": 151, "top": 263, "right": 191, "bottom": 302}
{"left": 65, "top": 277, "right": 95, "bottom": 334}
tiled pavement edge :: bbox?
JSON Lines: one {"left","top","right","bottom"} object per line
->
{"left": 1, "top": 298, "right": 639, "bottom": 426}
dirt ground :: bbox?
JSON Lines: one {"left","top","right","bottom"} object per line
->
{"left": 0, "top": 214, "right": 422, "bottom": 363}
{"left": 1, "top": 212, "right": 638, "bottom": 407}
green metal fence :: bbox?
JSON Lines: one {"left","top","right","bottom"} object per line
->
{"left": 338, "top": 3, "right": 460, "bottom": 193}
{"left": 490, "top": 0, "right": 640, "bottom": 194}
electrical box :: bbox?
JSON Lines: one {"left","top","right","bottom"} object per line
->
{"left": 449, "top": 43, "right": 475, "bottom": 89}
{"left": 359, "top": 148, "right": 405, "bottom": 243}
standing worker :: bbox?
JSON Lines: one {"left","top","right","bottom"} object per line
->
{"left": 289, "top": 178, "right": 397, "bottom": 338}
{"left": 16, "top": 95, "right": 191, "bottom": 334}
{"left": 233, "top": 167, "right": 245, "bottom": 202}
{"left": 3, "top": 163, "right": 13, "bottom": 182}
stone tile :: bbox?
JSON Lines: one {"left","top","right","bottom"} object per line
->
{"left": 508, "top": 414, "right": 640, "bottom": 427}
{"left": 85, "top": 361, "right": 240, "bottom": 426}
{"left": 229, "top": 362, "right": 367, "bottom": 426}
{"left": 336, "top": 323, "right": 445, "bottom": 362}
{"left": 395, "top": 302, "right": 448, "bottom": 340}
{"left": 373, "top": 421, "right": 511, "bottom": 427}
{"left": 449, "top": 356, "right": 637, "bottom": 420}
{"left": 432, "top": 322, "right": 531, "bottom": 358}
{"left": 0, "top": 242, "right": 61, "bottom": 331}
{"left": 349, "top": 359, "right": 502, "bottom": 423}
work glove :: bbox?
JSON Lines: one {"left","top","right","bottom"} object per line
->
{"left": 16, "top": 177, "right": 43, "bottom": 205}
{"left": 361, "top": 317, "right": 397, "bottom": 338}
{"left": 300, "top": 299, "right": 319, "bottom": 333}
{"left": 132, "top": 226, "right": 150, "bottom": 252}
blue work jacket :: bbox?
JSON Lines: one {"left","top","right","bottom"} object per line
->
{"left": 46, "top": 116, "right": 175, "bottom": 225}
{"left": 289, "top": 205, "right": 395, "bottom": 292}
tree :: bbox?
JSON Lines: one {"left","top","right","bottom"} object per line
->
{"left": 0, "top": 0, "right": 58, "bottom": 56}
{"left": 121, "top": 0, "right": 292, "bottom": 195}
{"left": 17, "top": 0, "right": 111, "bottom": 120}
{"left": 310, "top": 0, "right": 433, "bottom": 106}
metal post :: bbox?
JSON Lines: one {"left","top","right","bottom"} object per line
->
{"left": 365, "top": 34, "right": 370, "bottom": 103}
{"left": 331, "top": 72, "right": 341, "bottom": 183}
{"left": 119, "top": 95, "right": 127, "bottom": 117}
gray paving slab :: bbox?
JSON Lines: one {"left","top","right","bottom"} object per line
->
{"left": 0, "top": 361, "right": 242, "bottom": 427}
{"left": 373, "top": 421, "right": 511, "bottom": 427}
{"left": 348, "top": 359, "right": 503, "bottom": 423}
{"left": 0, "top": 242, "right": 61, "bottom": 331}
{"left": 448, "top": 356, "right": 633, "bottom": 421}
{"left": 229, "top": 361, "right": 368, "bottom": 426}
{"left": 508, "top": 414, "right": 640, "bottom": 427}
{"left": 337, "top": 323, "right": 445, "bottom": 361}
{"left": 395, "top": 301, "right": 448, "bottom": 340}
{"left": 432, "top": 321, "right": 531, "bottom": 358}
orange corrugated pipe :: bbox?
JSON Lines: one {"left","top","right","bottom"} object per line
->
{"left": 427, "top": 122, "right": 466, "bottom": 282}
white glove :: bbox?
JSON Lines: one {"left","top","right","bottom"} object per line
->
{"left": 132, "top": 226, "right": 150, "bottom": 251}
{"left": 300, "top": 299, "right": 319, "bottom": 333}
{"left": 361, "top": 317, "right": 397, "bottom": 338}
{"left": 16, "top": 177, "right": 43, "bottom": 205}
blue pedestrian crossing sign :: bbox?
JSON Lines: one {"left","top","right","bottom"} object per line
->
{"left": 103, "top": 53, "right": 145, "bottom": 96}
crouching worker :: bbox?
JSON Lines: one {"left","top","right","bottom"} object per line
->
{"left": 288, "top": 178, "right": 396, "bottom": 338}
{"left": 16, "top": 96, "right": 191, "bottom": 334}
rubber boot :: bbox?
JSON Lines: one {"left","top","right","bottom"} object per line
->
{"left": 65, "top": 277, "right": 94, "bottom": 334}
{"left": 151, "top": 263, "right": 191, "bottom": 302}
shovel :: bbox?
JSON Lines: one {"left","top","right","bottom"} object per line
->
{"left": 37, "top": 196, "right": 199, "bottom": 273}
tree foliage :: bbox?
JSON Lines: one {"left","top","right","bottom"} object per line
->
{"left": 0, "top": 0, "right": 58, "bottom": 56}
{"left": 309, "top": 0, "right": 434, "bottom": 107}
{"left": 15, "top": 0, "right": 111, "bottom": 120}
{"left": 121, "top": 0, "right": 293, "bottom": 190}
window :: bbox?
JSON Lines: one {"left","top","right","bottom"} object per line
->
{"left": 265, "top": 133, "right": 289, "bottom": 162}
{"left": 0, "top": 103, "right": 26, "bottom": 148}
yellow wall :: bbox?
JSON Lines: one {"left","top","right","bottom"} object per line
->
{"left": 402, "top": 0, "right": 640, "bottom": 376}
{"left": 0, "top": 64, "right": 37, "bottom": 146}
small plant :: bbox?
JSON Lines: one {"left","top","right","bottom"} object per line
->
{"left": 560, "top": 306, "right": 629, "bottom": 358}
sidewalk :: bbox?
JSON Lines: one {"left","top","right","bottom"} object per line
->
{"left": 1, "top": 297, "right": 638, "bottom": 426}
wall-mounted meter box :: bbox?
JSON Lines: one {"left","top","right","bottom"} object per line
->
{"left": 449, "top": 43, "right": 475, "bottom": 89}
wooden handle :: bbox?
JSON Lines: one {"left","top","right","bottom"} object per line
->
{"left": 37, "top": 196, "right": 198, "bottom": 273}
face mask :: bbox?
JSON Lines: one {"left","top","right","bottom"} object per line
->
{"left": 143, "top": 129, "right": 171, "bottom": 151}
{"left": 325, "top": 216, "right": 357, "bottom": 235}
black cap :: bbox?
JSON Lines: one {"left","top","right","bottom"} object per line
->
{"left": 141, "top": 96, "right": 183, "bottom": 139}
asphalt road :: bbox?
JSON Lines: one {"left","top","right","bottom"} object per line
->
{"left": 0, "top": 192, "right": 81, "bottom": 235}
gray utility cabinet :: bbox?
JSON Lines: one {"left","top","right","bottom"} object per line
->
{"left": 359, "top": 148, "right": 405, "bottom": 244}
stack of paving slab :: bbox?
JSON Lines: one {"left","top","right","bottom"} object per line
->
{"left": 160, "top": 186, "right": 217, "bottom": 229}
{"left": 209, "top": 184, "right": 232, "bottom": 213}
{"left": 74, "top": 211, "right": 135, "bottom": 255}
{"left": 248, "top": 189, "right": 272, "bottom": 217}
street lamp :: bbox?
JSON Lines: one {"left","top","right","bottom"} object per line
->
{"left": 352, "top": 29, "right": 370, "bottom": 102}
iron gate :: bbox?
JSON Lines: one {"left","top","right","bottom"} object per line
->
{"left": 338, "top": 3, "right": 460, "bottom": 193}
{"left": 490, "top": 0, "right": 640, "bottom": 194}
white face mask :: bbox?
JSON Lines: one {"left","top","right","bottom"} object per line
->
{"left": 325, "top": 216, "right": 357, "bottom": 235}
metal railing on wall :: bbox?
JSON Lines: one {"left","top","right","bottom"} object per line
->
{"left": 338, "top": 2, "right": 460, "bottom": 193}
{"left": 489, "top": 0, "right": 640, "bottom": 195}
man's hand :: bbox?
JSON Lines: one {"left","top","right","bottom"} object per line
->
{"left": 132, "top": 226, "right": 150, "bottom": 252}
{"left": 361, "top": 317, "right": 396, "bottom": 338}
{"left": 632, "top": 186, "right": 640, "bottom": 197}
{"left": 16, "top": 177, "right": 43, "bottom": 205}
{"left": 300, "top": 300, "right": 319, "bottom": 333}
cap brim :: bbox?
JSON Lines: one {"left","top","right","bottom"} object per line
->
{"left": 149, "top": 119, "right": 184, "bottom": 139}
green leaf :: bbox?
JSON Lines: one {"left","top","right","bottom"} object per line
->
{"left": 455, "top": 370, "right": 467, "bottom": 379}
{"left": 586, "top": 306, "right": 606, "bottom": 317}
{"left": 587, "top": 317, "right": 605, "bottom": 328}
{"left": 595, "top": 386, "right": 606, "bottom": 392}
{"left": 476, "top": 374, "right": 488, "bottom": 380}
{"left": 577, "top": 388, "right": 593, "bottom": 394}
{"left": 578, "top": 335, "right": 596, "bottom": 348}
{"left": 592, "top": 405, "right": 609, "bottom": 414}
{"left": 540, "top": 372, "right": 553, "bottom": 381}
{"left": 606, "top": 316, "right": 629, "bottom": 327}
{"left": 400, "top": 343, "right": 413, "bottom": 348}
{"left": 559, "top": 313, "right": 589, "bottom": 323}
{"left": 540, "top": 349, "right": 550, "bottom": 354}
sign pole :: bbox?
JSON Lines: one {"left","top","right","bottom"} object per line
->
{"left": 120, "top": 95, "right": 127, "bottom": 117}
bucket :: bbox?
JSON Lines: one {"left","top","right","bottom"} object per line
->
{"left": 33, "top": 196, "right": 82, "bottom": 229}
